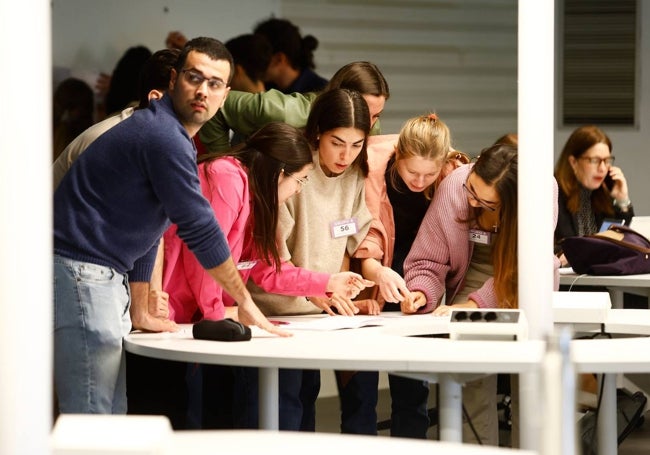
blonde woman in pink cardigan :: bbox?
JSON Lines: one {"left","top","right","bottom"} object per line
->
{"left": 352, "top": 114, "right": 470, "bottom": 438}
{"left": 353, "top": 113, "right": 469, "bottom": 312}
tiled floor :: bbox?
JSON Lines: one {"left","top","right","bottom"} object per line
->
{"left": 315, "top": 386, "right": 650, "bottom": 453}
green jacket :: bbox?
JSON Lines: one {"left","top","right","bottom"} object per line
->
{"left": 199, "top": 89, "right": 381, "bottom": 152}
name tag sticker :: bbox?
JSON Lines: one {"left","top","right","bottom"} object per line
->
{"left": 469, "top": 229, "right": 492, "bottom": 245}
{"left": 331, "top": 218, "right": 359, "bottom": 239}
{"left": 236, "top": 260, "right": 257, "bottom": 270}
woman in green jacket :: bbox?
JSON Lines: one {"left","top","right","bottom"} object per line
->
{"left": 198, "top": 61, "right": 388, "bottom": 152}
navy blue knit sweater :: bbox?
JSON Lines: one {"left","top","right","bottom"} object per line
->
{"left": 54, "top": 95, "right": 230, "bottom": 282}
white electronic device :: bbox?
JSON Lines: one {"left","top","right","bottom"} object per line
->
{"left": 448, "top": 309, "right": 528, "bottom": 341}
{"left": 552, "top": 291, "right": 611, "bottom": 325}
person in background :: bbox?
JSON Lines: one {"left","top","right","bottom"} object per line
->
{"left": 225, "top": 33, "right": 273, "bottom": 93}
{"left": 554, "top": 125, "right": 633, "bottom": 265}
{"left": 53, "top": 48, "right": 180, "bottom": 190}
{"left": 53, "top": 37, "right": 288, "bottom": 415}
{"left": 52, "top": 77, "right": 95, "bottom": 161}
{"left": 166, "top": 30, "right": 188, "bottom": 50}
{"left": 253, "top": 17, "right": 328, "bottom": 93}
{"left": 102, "top": 45, "right": 153, "bottom": 118}
{"left": 217, "top": 33, "right": 275, "bottom": 150}
{"left": 493, "top": 132, "right": 518, "bottom": 147}
{"left": 198, "top": 60, "right": 388, "bottom": 152}
{"left": 402, "top": 143, "right": 560, "bottom": 446}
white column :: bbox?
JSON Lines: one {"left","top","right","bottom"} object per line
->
{"left": 518, "top": 1, "right": 556, "bottom": 452}
{"left": 0, "top": 1, "right": 52, "bottom": 453}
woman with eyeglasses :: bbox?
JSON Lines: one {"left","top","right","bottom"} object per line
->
{"left": 554, "top": 125, "right": 633, "bottom": 266}
{"left": 401, "top": 142, "right": 560, "bottom": 446}
{"left": 156, "top": 121, "right": 371, "bottom": 429}
{"left": 162, "top": 121, "right": 369, "bottom": 324}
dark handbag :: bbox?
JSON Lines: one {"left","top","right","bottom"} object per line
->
{"left": 561, "top": 225, "right": 650, "bottom": 275}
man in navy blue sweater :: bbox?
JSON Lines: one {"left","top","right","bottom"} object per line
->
{"left": 53, "top": 37, "right": 289, "bottom": 415}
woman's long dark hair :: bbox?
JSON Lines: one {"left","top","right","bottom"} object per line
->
{"left": 304, "top": 88, "right": 371, "bottom": 176}
{"left": 199, "top": 122, "right": 313, "bottom": 269}
{"left": 471, "top": 143, "right": 518, "bottom": 308}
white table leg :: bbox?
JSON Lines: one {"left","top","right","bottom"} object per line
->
{"left": 259, "top": 367, "right": 279, "bottom": 430}
{"left": 597, "top": 373, "right": 617, "bottom": 455}
{"left": 607, "top": 288, "right": 624, "bottom": 309}
{"left": 438, "top": 375, "right": 462, "bottom": 442}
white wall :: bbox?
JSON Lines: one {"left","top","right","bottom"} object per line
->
{"left": 2, "top": 1, "right": 52, "bottom": 453}
{"left": 52, "top": 0, "right": 281, "bottom": 84}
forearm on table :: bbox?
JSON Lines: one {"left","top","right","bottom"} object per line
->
{"left": 129, "top": 281, "right": 150, "bottom": 327}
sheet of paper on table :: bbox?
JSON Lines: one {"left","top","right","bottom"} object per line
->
{"left": 269, "top": 315, "right": 383, "bottom": 331}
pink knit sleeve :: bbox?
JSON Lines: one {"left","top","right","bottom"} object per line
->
{"left": 248, "top": 260, "right": 330, "bottom": 297}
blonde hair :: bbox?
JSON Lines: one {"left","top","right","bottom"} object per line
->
{"left": 390, "top": 113, "right": 451, "bottom": 199}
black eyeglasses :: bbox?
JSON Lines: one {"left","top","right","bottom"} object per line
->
{"left": 181, "top": 69, "right": 227, "bottom": 92}
{"left": 462, "top": 182, "right": 497, "bottom": 212}
{"left": 579, "top": 156, "right": 615, "bottom": 167}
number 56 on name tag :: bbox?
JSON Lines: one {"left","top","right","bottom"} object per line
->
{"left": 330, "top": 218, "right": 359, "bottom": 239}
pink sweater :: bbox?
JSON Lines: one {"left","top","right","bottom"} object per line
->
{"left": 162, "top": 156, "right": 329, "bottom": 322}
{"left": 404, "top": 164, "right": 560, "bottom": 313}
{"left": 353, "top": 134, "right": 399, "bottom": 267}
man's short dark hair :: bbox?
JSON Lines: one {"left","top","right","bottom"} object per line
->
{"left": 176, "top": 37, "right": 234, "bottom": 85}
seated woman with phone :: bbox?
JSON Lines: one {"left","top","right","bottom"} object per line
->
{"left": 554, "top": 125, "right": 634, "bottom": 266}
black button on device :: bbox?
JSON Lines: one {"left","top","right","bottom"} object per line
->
{"left": 469, "top": 311, "right": 482, "bottom": 321}
{"left": 454, "top": 311, "right": 468, "bottom": 321}
{"left": 484, "top": 311, "right": 497, "bottom": 322}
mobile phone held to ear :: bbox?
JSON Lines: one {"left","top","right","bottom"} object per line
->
{"left": 604, "top": 173, "right": 615, "bottom": 191}
{"left": 192, "top": 318, "right": 252, "bottom": 342}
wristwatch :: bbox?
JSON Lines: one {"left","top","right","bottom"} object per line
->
{"left": 614, "top": 198, "right": 632, "bottom": 210}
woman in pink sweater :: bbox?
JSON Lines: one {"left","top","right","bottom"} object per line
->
{"left": 401, "top": 143, "right": 560, "bottom": 446}
{"left": 162, "top": 122, "right": 370, "bottom": 323}
{"left": 159, "top": 122, "right": 371, "bottom": 430}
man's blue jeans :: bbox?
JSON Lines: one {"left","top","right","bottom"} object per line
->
{"left": 53, "top": 254, "right": 131, "bottom": 414}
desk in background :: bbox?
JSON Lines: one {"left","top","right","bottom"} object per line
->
{"left": 559, "top": 271, "right": 650, "bottom": 308}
